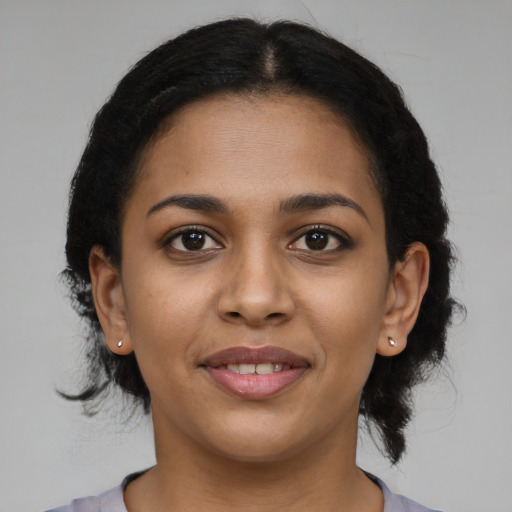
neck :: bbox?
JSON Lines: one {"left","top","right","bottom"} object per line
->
{"left": 124, "top": 409, "right": 383, "bottom": 512}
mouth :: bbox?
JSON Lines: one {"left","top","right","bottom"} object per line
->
{"left": 200, "top": 346, "right": 309, "bottom": 400}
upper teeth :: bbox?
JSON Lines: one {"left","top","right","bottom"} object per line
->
{"left": 226, "top": 363, "right": 284, "bottom": 375}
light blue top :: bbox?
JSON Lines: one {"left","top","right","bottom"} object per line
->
{"left": 45, "top": 473, "right": 442, "bottom": 512}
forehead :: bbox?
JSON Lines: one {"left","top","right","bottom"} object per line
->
{"left": 130, "top": 93, "right": 382, "bottom": 222}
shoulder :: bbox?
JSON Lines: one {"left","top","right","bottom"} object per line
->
{"left": 377, "top": 476, "right": 443, "bottom": 512}
{"left": 43, "top": 485, "right": 126, "bottom": 512}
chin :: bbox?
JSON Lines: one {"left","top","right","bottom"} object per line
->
{"left": 210, "top": 439, "right": 305, "bottom": 464}
{"left": 197, "top": 417, "right": 314, "bottom": 464}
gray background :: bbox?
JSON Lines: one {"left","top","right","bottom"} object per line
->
{"left": 1, "top": 1, "right": 511, "bottom": 511}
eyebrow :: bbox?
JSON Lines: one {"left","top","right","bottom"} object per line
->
{"left": 279, "top": 193, "right": 369, "bottom": 223}
{"left": 147, "top": 194, "right": 229, "bottom": 216}
{"left": 147, "top": 192, "right": 369, "bottom": 223}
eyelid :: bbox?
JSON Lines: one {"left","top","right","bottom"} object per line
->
{"left": 159, "top": 224, "right": 352, "bottom": 253}
{"left": 288, "top": 224, "right": 353, "bottom": 251}
{"left": 160, "top": 225, "right": 224, "bottom": 251}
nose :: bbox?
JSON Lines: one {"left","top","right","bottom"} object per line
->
{"left": 217, "top": 247, "right": 295, "bottom": 327}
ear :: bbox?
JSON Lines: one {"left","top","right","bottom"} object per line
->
{"left": 89, "top": 245, "right": 133, "bottom": 355}
{"left": 377, "top": 242, "right": 430, "bottom": 357}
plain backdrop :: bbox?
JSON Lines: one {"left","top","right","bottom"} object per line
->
{"left": 1, "top": 1, "right": 511, "bottom": 511}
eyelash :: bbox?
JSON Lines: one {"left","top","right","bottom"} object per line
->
{"left": 162, "top": 226, "right": 222, "bottom": 253}
{"left": 289, "top": 225, "right": 352, "bottom": 253}
{"left": 162, "top": 224, "right": 352, "bottom": 254}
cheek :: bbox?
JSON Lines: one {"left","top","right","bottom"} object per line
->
{"left": 122, "top": 261, "right": 215, "bottom": 363}
{"left": 121, "top": 269, "right": 212, "bottom": 413}
{"left": 299, "top": 262, "right": 389, "bottom": 376}
{"left": 305, "top": 270, "right": 387, "bottom": 338}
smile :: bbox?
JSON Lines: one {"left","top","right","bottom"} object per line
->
{"left": 201, "top": 346, "right": 309, "bottom": 400}
{"left": 223, "top": 363, "right": 288, "bottom": 374}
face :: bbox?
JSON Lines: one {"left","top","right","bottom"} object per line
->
{"left": 116, "top": 93, "right": 394, "bottom": 462}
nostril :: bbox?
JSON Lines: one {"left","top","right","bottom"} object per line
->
{"left": 228, "top": 312, "right": 242, "bottom": 318}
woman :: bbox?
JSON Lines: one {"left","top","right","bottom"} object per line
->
{"left": 49, "top": 18, "right": 457, "bottom": 512}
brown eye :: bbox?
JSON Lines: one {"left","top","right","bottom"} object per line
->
{"left": 305, "top": 231, "right": 329, "bottom": 250}
{"left": 169, "top": 229, "right": 221, "bottom": 252}
{"left": 182, "top": 231, "right": 206, "bottom": 250}
{"left": 289, "top": 227, "right": 348, "bottom": 252}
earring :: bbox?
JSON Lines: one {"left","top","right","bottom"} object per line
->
{"left": 388, "top": 337, "right": 397, "bottom": 347}
{"left": 117, "top": 340, "right": 123, "bottom": 348}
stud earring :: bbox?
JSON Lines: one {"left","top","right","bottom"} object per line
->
{"left": 388, "top": 337, "right": 397, "bottom": 347}
{"left": 117, "top": 340, "right": 123, "bottom": 348}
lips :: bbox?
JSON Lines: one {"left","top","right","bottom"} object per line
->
{"left": 201, "top": 346, "right": 309, "bottom": 400}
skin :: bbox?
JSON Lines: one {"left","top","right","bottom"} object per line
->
{"left": 90, "top": 93, "right": 429, "bottom": 512}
